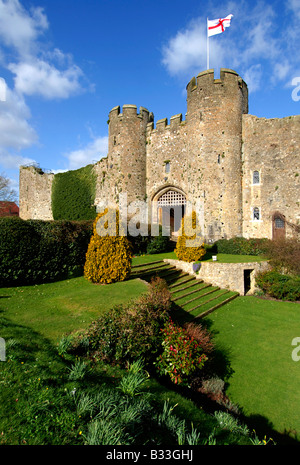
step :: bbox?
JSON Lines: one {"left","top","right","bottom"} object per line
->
{"left": 169, "top": 276, "right": 196, "bottom": 289}
{"left": 131, "top": 260, "right": 163, "bottom": 269}
{"left": 193, "top": 293, "right": 239, "bottom": 319}
{"left": 172, "top": 283, "right": 212, "bottom": 302}
{"left": 170, "top": 280, "right": 204, "bottom": 295}
{"left": 131, "top": 263, "right": 170, "bottom": 274}
{"left": 179, "top": 287, "right": 220, "bottom": 307}
{"left": 186, "top": 290, "right": 231, "bottom": 313}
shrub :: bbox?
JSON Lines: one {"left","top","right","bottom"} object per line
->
{"left": 84, "top": 208, "right": 133, "bottom": 284}
{"left": 0, "top": 217, "right": 92, "bottom": 286}
{"left": 71, "top": 277, "right": 171, "bottom": 366}
{"left": 155, "top": 319, "right": 208, "bottom": 386}
{"left": 175, "top": 212, "right": 206, "bottom": 263}
{"left": 256, "top": 270, "right": 300, "bottom": 301}
{"left": 215, "top": 237, "right": 270, "bottom": 256}
{"left": 146, "top": 226, "right": 171, "bottom": 254}
{"left": 263, "top": 238, "right": 300, "bottom": 275}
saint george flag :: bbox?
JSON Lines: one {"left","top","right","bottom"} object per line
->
{"left": 207, "top": 14, "right": 233, "bottom": 37}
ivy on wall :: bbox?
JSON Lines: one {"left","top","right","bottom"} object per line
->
{"left": 52, "top": 164, "right": 97, "bottom": 221}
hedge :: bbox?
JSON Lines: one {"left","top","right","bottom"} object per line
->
{"left": 255, "top": 270, "right": 300, "bottom": 301}
{"left": 214, "top": 237, "right": 270, "bottom": 256}
{"left": 0, "top": 217, "right": 93, "bottom": 286}
{"left": 51, "top": 164, "right": 97, "bottom": 221}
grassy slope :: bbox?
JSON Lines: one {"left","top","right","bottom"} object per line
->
{"left": 204, "top": 296, "right": 300, "bottom": 438}
{"left": 0, "top": 277, "right": 148, "bottom": 342}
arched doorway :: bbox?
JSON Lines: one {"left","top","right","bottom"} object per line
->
{"left": 153, "top": 188, "right": 186, "bottom": 234}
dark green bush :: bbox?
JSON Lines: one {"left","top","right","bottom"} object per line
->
{"left": 215, "top": 237, "right": 270, "bottom": 256}
{"left": 0, "top": 218, "right": 93, "bottom": 286}
{"left": 256, "top": 270, "right": 300, "bottom": 301}
{"left": 128, "top": 225, "right": 171, "bottom": 256}
{"left": 146, "top": 226, "right": 171, "bottom": 254}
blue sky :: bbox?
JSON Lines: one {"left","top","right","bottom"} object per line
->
{"left": 0, "top": 0, "right": 300, "bottom": 200}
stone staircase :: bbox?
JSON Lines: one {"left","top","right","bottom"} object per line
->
{"left": 130, "top": 260, "right": 239, "bottom": 320}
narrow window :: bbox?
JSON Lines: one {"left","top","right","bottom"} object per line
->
{"left": 253, "top": 170, "right": 260, "bottom": 184}
{"left": 165, "top": 162, "right": 170, "bottom": 174}
{"left": 218, "top": 154, "right": 221, "bottom": 164}
{"left": 253, "top": 207, "right": 260, "bottom": 221}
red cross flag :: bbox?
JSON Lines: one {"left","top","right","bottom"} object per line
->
{"left": 207, "top": 14, "right": 233, "bottom": 37}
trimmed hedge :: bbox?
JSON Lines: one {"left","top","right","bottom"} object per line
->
{"left": 51, "top": 164, "right": 97, "bottom": 221}
{"left": 214, "top": 237, "right": 270, "bottom": 256}
{"left": 0, "top": 217, "right": 93, "bottom": 286}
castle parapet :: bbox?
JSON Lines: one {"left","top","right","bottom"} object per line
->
{"left": 108, "top": 104, "right": 151, "bottom": 123}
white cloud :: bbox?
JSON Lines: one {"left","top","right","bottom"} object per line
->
{"left": 65, "top": 136, "right": 108, "bottom": 171}
{"left": 0, "top": 84, "right": 37, "bottom": 150}
{"left": 161, "top": 0, "right": 300, "bottom": 92}
{"left": 8, "top": 58, "right": 83, "bottom": 99}
{"left": 0, "top": 0, "right": 85, "bottom": 100}
{"left": 0, "top": 0, "right": 48, "bottom": 57}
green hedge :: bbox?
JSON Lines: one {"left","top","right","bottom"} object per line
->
{"left": 256, "top": 270, "right": 300, "bottom": 301}
{"left": 214, "top": 237, "right": 270, "bottom": 256}
{"left": 51, "top": 165, "right": 97, "bottom": 221}
{"left": 0, "top": 218, "right": 93, "bottom": 286}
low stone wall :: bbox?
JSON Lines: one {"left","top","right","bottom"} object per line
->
{"left": 164, "top": 258, "right": 270, "bottom": 295}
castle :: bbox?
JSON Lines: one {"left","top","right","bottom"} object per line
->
{"left": 19, "top": 68, "right": 300, "bottom": 242}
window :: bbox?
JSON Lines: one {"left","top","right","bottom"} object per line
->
{"left": 165, "top": 162, "right": 170, "bottom": 174}
{"left": 253, "top": 207, "right": 260, "bottom": 221}
{"left": 274, "top": 217, "right": 285, "bottom": 228}
{"left": 253, "top": 170, "right": 260, "bottom": 184}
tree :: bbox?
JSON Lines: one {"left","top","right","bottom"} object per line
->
{"left": 0, "top": 173, "right": 17, "bottom": 203}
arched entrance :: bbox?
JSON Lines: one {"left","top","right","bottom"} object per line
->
{"left": 152, "top": 188, "right": 186, "bottom": 234}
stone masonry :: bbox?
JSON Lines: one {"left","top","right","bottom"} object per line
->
{"left": 19, "top": 68, "right": 300, "bottom": 241}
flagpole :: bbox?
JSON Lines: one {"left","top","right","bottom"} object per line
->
{"left": 206, "top": 18, "right": 209, "bottom": 70}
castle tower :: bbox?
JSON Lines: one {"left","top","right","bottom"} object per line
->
{"left": 107, "top": 105, "right": 151, "bottom": 208}
{"left": 186, "top": 68, "right": 248, "bottom": 240}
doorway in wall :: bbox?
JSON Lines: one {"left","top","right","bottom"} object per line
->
{"left": 244, "top": 269, "right": 254, "bottom": 295}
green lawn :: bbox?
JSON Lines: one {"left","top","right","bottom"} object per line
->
{"left": 132, "top": 250, "right": 267, "bottom": 266}
{"left": 0, "top": 272, "right": 253, "bottom": 446}
{"left": 0, "top": 276, "right": 148, "bottom": 342}
{"left": 203, "top": 296, "right": 300, "bottom": 439}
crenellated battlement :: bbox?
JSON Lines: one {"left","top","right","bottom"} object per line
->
{"left": 146, "top": 113, "right": 186, "bottom": 136}
{"left": 186, "top": 68, "right": 247, "bottom": 94}
{"left": 108, "top": 104, "right": 153, "bottom": 124}
{"left": 186, "top": 68, "right": 248, "bottom": 118}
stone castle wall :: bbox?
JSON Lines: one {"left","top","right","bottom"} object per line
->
{"left": 19, "top": 68, "right": 300, "bottom": 242}
{"left": 19, "top": 166, "right": 54, "bottom": 220}
{"left": 242, "top": 114, "right": 300, "bottom": 238}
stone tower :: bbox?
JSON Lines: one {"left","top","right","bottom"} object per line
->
{"left": 186, "top": 68, "right": 248, "bottom": 239}
{"left": 107, "top": 104, "right": 151, "bottom": 207}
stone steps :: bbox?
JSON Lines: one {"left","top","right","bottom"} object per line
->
{"left": 130, "top": 259, "right": 239, "bottom": 320}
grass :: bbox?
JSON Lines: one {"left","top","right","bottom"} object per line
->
{"left": 0, "top": 273, "right": 254, "bottom": 446}
{"left": 132, "top": 250, "right": 267, "bottom": 266}
{"left": 0, "top": 277, "right": 147, "bottom": 342}
{"left": 203, "top": 296, "right": 300, "bottom": 441}
{"left": 0, "top": 251, "right": 298, "bottom": 445}
{"left": 200, "top": 252, "right": 267, "bottom": 263}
